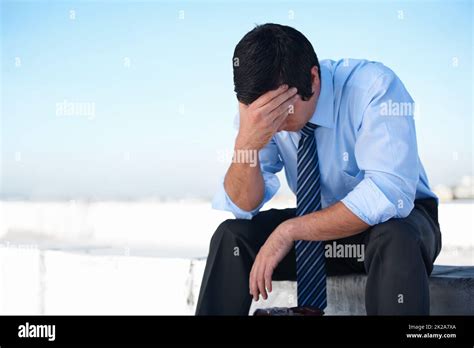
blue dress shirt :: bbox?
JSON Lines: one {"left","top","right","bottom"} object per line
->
{"left": 213, "top": 59, "right": 437, "bottom": 226}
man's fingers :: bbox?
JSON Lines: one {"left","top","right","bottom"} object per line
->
{"left": 253, "top": 84, "right": 289, "bottom": 108}
{"left": 249, "top": 262, "right": 258, "bottom": 301}
{"left": 271, "top": 109, "right": 290, "bottom": 131}
{"left": 271, "top": 94, "right": 299, "bottom": 129}
{"left": 257, "top": 263, "right": 267, "bottom": 300}
{"left": 269, "top": 94, "right": 298, "bottom": 121}
{"left": 262, "top": 87, "right": 298, "bottom": 115}
{"left": 271, "top": 95, "right": 299, "bottom": 131}
{"left": 264, "top": 265, "right": 273, "bottom": 294}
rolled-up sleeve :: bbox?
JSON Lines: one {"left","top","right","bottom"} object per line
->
{"left": 341, "top": 70, "right": 420, "bottom": 226}
{"left": 212, "top": 137, "right": 284, "bottom": 219}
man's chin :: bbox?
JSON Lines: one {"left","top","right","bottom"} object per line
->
{"left": 278, "top": 124, "right": 301, "bottom": 132}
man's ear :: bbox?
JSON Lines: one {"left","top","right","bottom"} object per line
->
{"left": 310, "top": 66, "right": 320, "bottom": 93}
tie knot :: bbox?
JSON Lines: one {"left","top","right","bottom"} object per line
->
{"left": 300, "top": 122, "right": 317, "bottom": 138}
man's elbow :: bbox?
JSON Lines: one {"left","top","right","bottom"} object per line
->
{"left": 392, "top": 187, "right": 416, "bottom": 219}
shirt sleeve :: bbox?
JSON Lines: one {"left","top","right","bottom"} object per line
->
{"left": 212, "top": 137, "right": 284, "bottom": 219}
{"left": 341, "top": 70, "right": 420, "bottom": 226}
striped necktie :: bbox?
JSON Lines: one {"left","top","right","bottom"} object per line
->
{"left": 295, "top": 122, "right": 327, "bottom": 309}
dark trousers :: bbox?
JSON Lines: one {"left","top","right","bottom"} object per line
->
{"left": 195, "top": 199, "right": 442, "bottom": 315}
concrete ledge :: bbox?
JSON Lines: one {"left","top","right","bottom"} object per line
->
{"left": 250, "top": 265, "right": 474, "bottom": 315}
{"left": 429, "top": 266, "right": 474, "bottom": 315}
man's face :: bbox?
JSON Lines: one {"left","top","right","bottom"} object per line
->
{"left": 276, "top": 66, "right": 321, "bottom": 132}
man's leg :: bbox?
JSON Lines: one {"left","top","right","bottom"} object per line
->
{"left": 195, "top": 199, "right": 441, "bottom": 315}
{"left": 362, "top": 199, "right": 442, "bottom": 315}
{"left": 195, "top": 208, "right": 297, "bottom": 315}
{"left": 324, "top": 232, "right": 367, "bottom": 276}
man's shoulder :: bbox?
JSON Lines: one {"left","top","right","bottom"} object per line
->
{"left": 322, "top": 58, "right": 397, "bottom": 92}
{"left": 321, "top": 58, "right": 393, "bottom": 76}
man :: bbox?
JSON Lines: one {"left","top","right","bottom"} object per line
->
{"left": 196, "top": 23, "right": 441, "bottom": 315}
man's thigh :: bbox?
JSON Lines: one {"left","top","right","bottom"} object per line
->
{"left": 250, "top": 208, "right": 297, "bottom": 241}
{"left": 325, "top": 231, "right": 368, "bottom": 276}
{"left": 363, "top": 200, "right": 441, "bottom": 274}
{"left": 325, "top": 199, "right": 440, "bottom": 276}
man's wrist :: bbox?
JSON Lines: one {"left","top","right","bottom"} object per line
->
{"left": 284, "top": 214, "right": 317, "bottom": 242}
{"left": 279, "top": 218, "right": 298, "bottom": 242}
{"left": 235, "top": 133, "right": 262, "bottom": 151}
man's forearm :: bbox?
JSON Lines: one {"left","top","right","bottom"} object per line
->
{"left": 224, "top": 158, "right": 264, "bottom": 212}
{"left": 285, "top": 201, "right": 370, "bottom": 241}
{"left": 223, "top": 85, "right": 296, "bottom": 213}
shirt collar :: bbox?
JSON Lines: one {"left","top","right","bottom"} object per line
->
{"left": 308, "top": 63, "right": 334, "bottom": 129}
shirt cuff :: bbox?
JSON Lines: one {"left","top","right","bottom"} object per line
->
{"left": 341, "top": 177, "right": 397, "bottom": 226}
{"left": 211, "top": 172, "right": 281, "bottom": 220}
{"left": 212, "top": 187, "right": 259, "bottom": 220}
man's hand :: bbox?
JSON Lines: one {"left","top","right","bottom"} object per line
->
{"left": 249, "top": 220, "right": 295, "bottom": 301}
{"left": 248, "top": 202, "right": 369, "bottom": 301}
{"left": 249, "top": 202, "right": 369, "bottom": 301}
{"left": 235, "top": 85, "right": 298, "bottom": 151}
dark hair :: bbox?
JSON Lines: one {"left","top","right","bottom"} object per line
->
{"left": 233, "top": 23, "right": 320, "bottom": 105}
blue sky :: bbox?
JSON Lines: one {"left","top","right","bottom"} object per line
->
{"left": 1, "top": 0, "right": 472, "bottom": 200}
